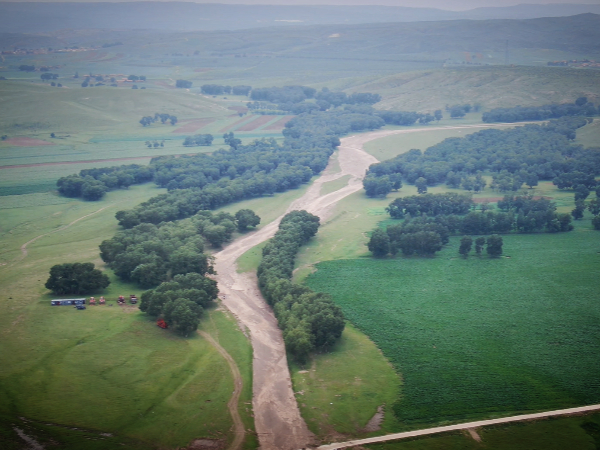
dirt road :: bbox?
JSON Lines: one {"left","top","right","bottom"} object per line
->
{"left": 317, "top": 403, "right": 600, "bottom": 449}
{"left": 212, "top": 123, "right": 524, "bottom": 449}
{"left": 199, "top": 330, "right": 245, "bottom": 450}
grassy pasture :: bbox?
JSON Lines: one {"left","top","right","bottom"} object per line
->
{"left": 0, "top": 184, "right": 255, "bottom": 449}
{"left": 305, "top": 220, "right": 600, "bottom": 427}
{"left": 290, "top": 324, "right": 401, "bottom": 438}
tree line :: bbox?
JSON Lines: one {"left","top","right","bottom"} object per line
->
{"left": 201, "top": 84, "right": 252, "bottom": 96}
{"left": 140, "top": 113, "right": 178, "bottom": 127}
{"left": 183, "top": 134, "right": 213, "bottom": 146}
{"left": 57, "top": 164, "right": 154, "bottom": 201}
{"left": 368, "top": 193, "right": 572, "bottom": 258}
{"left": 257, "top": 211, "right": 345, "bottom": 362}
{"left": 111, "top": 105, "right": 393, "bottom": 228}
{"left": 363, "top": 116, "right": 599, "bottom": 197}
{"left": 482, "top": 97, "right": 597, "bottom": 123}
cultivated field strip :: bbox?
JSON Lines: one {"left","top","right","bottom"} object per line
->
{"left": 316, "top": 404, "right": 600, "bottom": 449}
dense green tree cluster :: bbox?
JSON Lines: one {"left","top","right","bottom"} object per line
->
{"left": 140, "top": 113, "right": 178, "bottom": 127}
{"left": 45, "top": 262, "right": 110, "bottom": 295}
{"left": 113, "top": 106, "right": 387, "bottom": 227}
{"left": 448, "top": 103, "right": 473, "bottom": 118}
{"left": 19, "top": 65, "right": 35, "bottom": 72}
{"left": 386, "top": 193, "right": 473, "bottom": 219}
{"left": 232, "top": 85, "right": 252, "bottom": 96}
{"left": 183, "top": 134, "right": 213, "bottom": 146}
{"left": 40, "top": 73, "right": 59, "bottom": 80}
{"left": 363, "top": 117, "right": 598, "bottom": 196}
{"left": 368, "top": 193, "right": 572, "bottom": 257}
{"left": 482, "top": 98, "right": 597, "bottom": 123}
{"left": 175, "top": 79, "right": 192, "bottom": 88}
{"left": 201, "top": 84, "right": 231, "bottom": 95}
{"left": 257, "top": 211, "right": 345, "bottom": 362}
{"left": 377, "top": 110, "right": 420, "bottom": 126}
{"left": 459, "top": 235, "right": 503, "bottom": 257}
{"left": 139, "top": 273, "right": 218, "bottom": 336}
{"left": 246, "top": 87, "right": 381, "bottom": 114}
{"left": 57, "top": 165, "right": 153, "bottom": 200}
{"left": 250, "top": 85, "right": 316, "bottom": 103}
{"left": 101, "top": 209, "right": 253, "bottom": 288}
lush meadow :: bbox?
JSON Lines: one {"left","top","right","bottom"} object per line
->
{"left": 0, "top": 184, "right": 256, "bottom": 449}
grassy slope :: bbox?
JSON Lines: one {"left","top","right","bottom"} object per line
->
{"left": 356, "top": 66, "right": 600, "bottom": 111}
{"left": 0, "top": 185, "right": 254, "bottom": 449}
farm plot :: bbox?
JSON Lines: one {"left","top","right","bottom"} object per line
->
{"left": 305, "top": 224, "right": 600, "bottom": 427}
{"left": 235, "top": 115, "right": 280, "bottom": 132}
{"left": 264, "top": 115, "right": 294, "bottom": 131}
{"left": 172, "top": 118, "right": 216, "bottom": 133}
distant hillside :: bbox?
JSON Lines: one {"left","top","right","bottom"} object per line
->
{"left": 352, "top": 66, "right": 600, "bottom": 111}
{"left": 9, "top": 13, "right": 596, "bottom": 60}
{"left": 0, "top": 2, "right": 600, "bottom": 33}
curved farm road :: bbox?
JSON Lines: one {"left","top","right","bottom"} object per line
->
{"left": 213, "top": 124, "right": 517, "bottom": 449}
{"left": 198, "top": 330, "right": 245, "bottom": 450}
{"left": 317, "top": 404, "right": 600, "bottom": 449}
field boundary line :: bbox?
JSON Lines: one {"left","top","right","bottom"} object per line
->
{"left": 198, "top": 330, "right": 246, "bottom": 450}
{"left": 315, "top": 404, "right": 600, "bottom": 449}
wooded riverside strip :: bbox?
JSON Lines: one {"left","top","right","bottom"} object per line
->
{"left": 112, "top": 105, "right": 396, "bottom": 228}
{"left": 482, "top": 97, "right": 598, "bottom": 123}
{"left": 363, "top": 115, "right": 600, "bottom": 196}
{"left": 257, "top": 211, "right": 345, "bottom": 362}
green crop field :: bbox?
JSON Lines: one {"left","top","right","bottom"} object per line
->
{"left": 305, "top": 220, "right": 600, "bottom": 427}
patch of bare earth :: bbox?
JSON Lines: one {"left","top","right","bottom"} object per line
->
{"left": 3, "top": 137, "right": 54, "bottom": 146}
{"left": 363, "top": 406, "right": 385, "bottom": 432}
{"left": 186, "top": 438, "right": 226, "bottom": 449}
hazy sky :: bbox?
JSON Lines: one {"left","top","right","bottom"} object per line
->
{"left": 3, "top": 0, "right": 599, "bottom": 12}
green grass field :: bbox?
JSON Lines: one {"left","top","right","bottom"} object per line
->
{"left": 305, "top": 220, "right": 600, "bottom": 427}
{"left": 290, "top": 323, "right": 401, "bottom": 439}
{"left": 0, "top": 184, "right": 255, "bottom": 449}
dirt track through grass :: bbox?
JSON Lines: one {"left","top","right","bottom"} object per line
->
{"left": 198, "top": 330, "right": 245, "bottom": 450}
{"left": 16, "top": 203, "right": 117, "bottom": 262}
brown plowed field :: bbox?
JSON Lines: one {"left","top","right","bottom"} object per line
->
{"left": 264, "top": 115, "right": 294, "bottom": 130}
{"left": 228, "top": 106, "right": 248, "bottom": 114}
{"left": 236, "top": 115, "right": 276, "bottom": 132}
{"left": 3, "top": 137, "right": 55, "bottom": 147}
{"left": 219, "top": 116, "right": 256, "bottom": 133}
{"left": 172, "top": 118, "right": 216, "bottom": 134}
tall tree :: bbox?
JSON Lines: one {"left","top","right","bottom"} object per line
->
{"left": 368, "top": 228, "right": 390, "bottom": 257}
{"left": 45, "top": 263, "right": 110, "bottom": 295}
{"left": 475, "top": 236, "right": 486, "bottom": 255}
{"left": 486, "top": 235, "right": 503, "bottom": 257}
{"left": 459, "top": 236, "right": 473, "bottom": 257}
